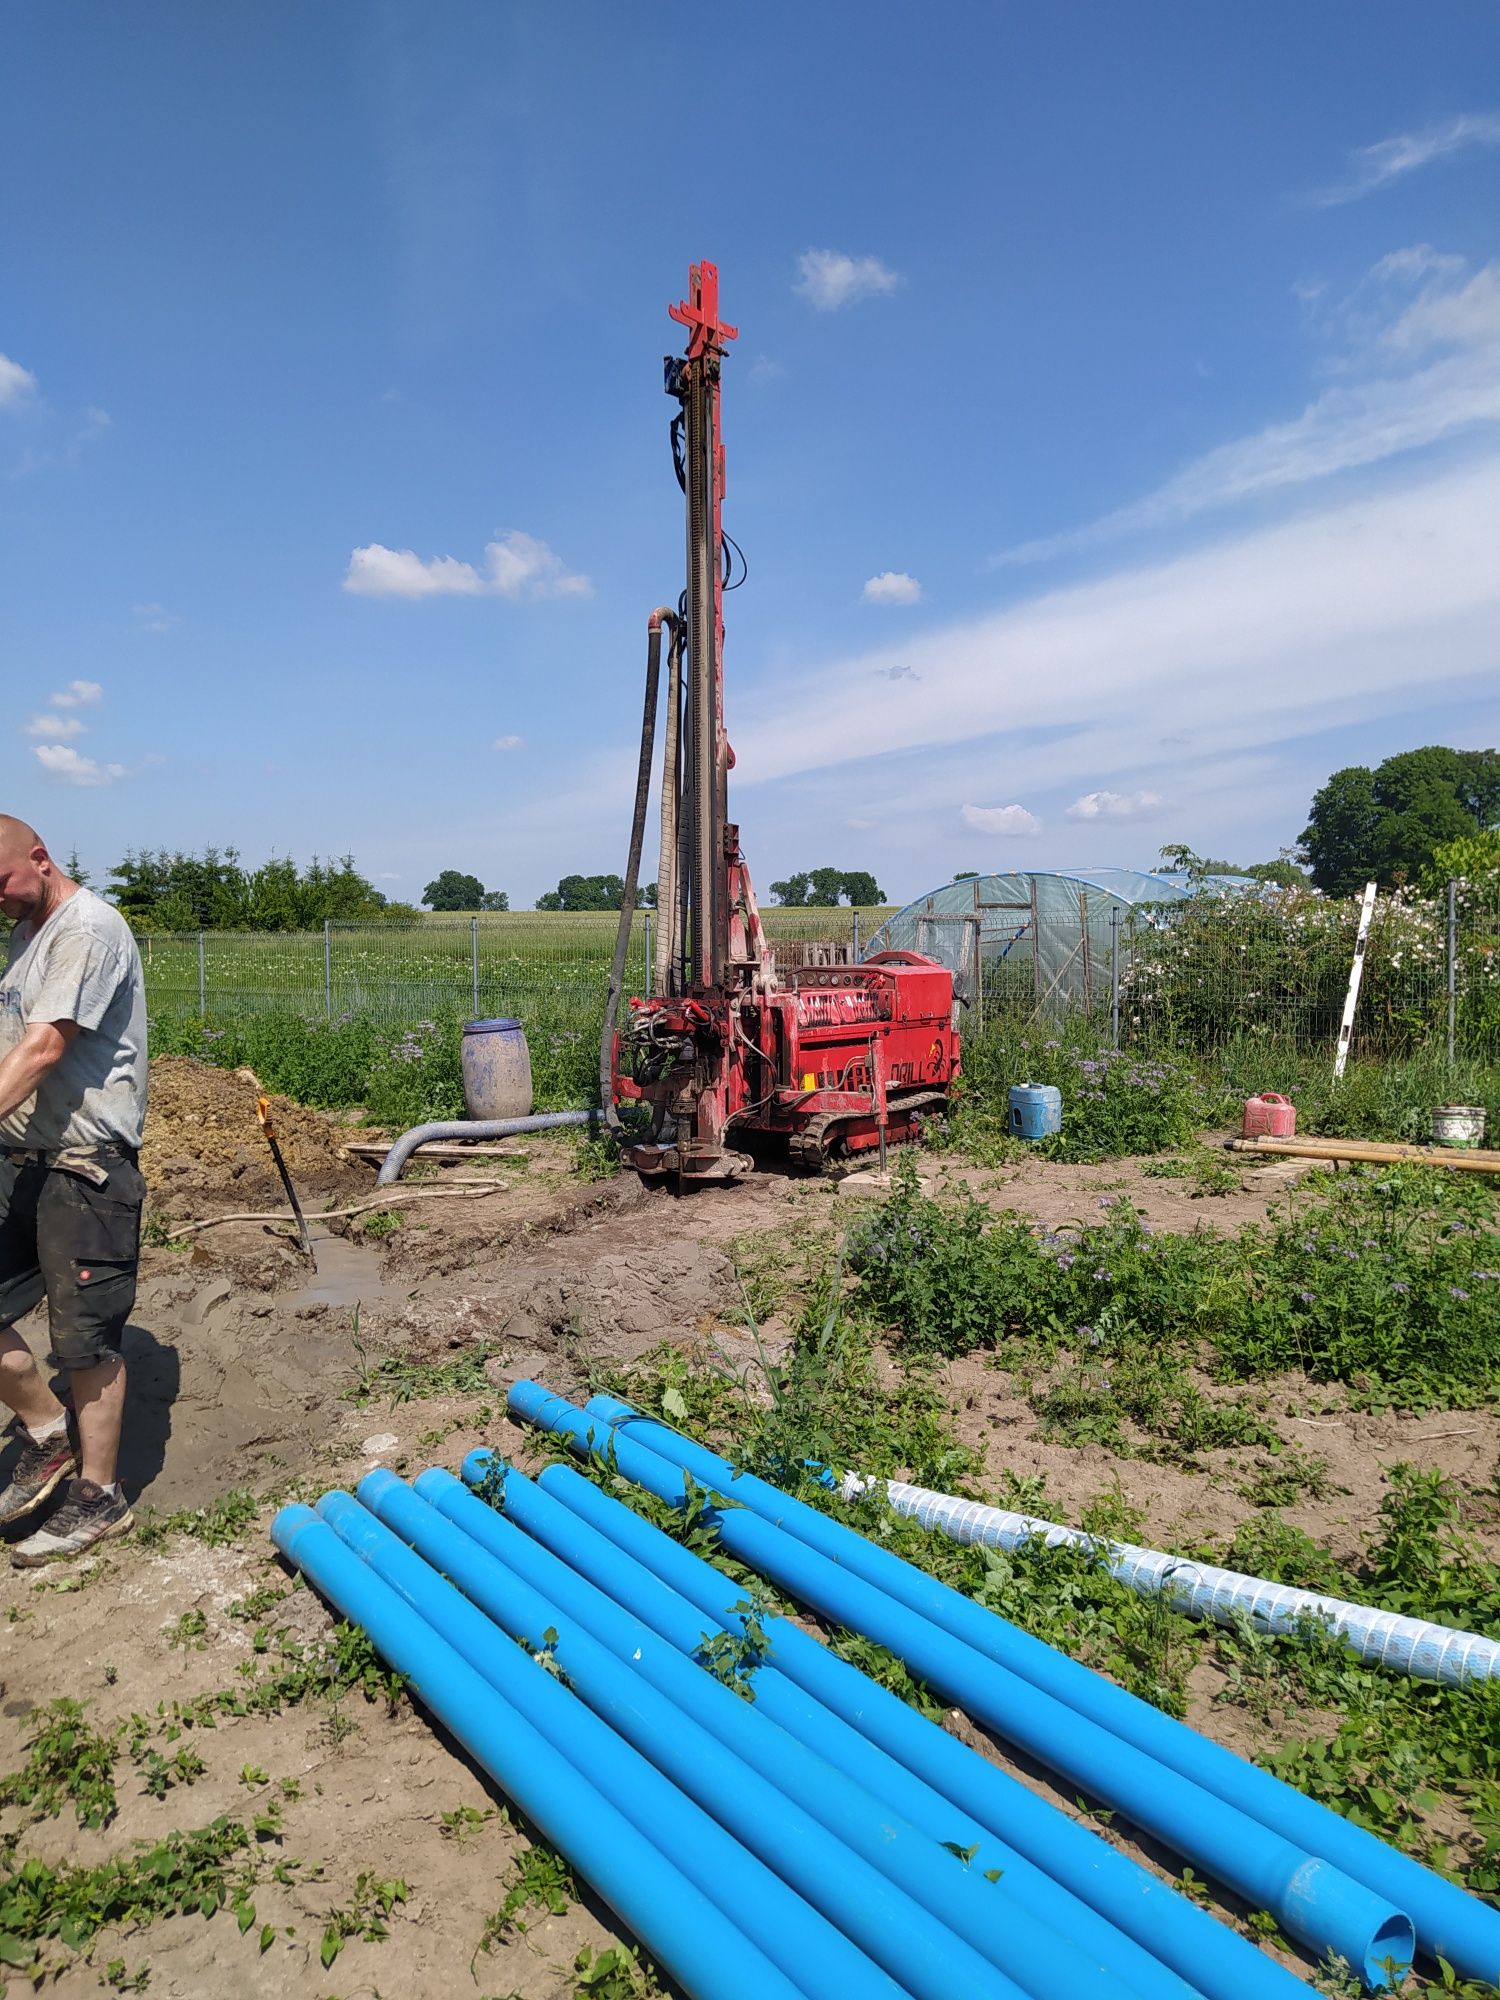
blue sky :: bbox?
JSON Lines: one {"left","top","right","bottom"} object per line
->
{"left": 4, "top": 3, "right": 1499, "bottom": 908}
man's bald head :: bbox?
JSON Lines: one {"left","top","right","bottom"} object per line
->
{"left": 0, "top": 815, "right": 43, "bottom": 864}
{"left": 0, "top": 817, "right": 74, "bottom": 924}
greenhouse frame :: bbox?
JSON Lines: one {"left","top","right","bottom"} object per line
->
{"left": 864, "top": 868, "right": 1253, "bottom": 1021}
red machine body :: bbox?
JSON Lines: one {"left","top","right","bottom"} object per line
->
{"left": 603, "top": 264, "right": 959, "bottom": 1183}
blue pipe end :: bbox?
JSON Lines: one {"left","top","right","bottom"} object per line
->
{"left": 356, "top": 1465, "right": 405, "bottom": 1510}
{"left": 461, "top": 1447, "right": 500, "bottom": 1488}
{"left": 271, "top": 1501, "right": 319, "bottom": 1558}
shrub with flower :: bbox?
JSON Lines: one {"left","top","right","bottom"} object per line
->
{"left": 950, "top": 1018, "right": 1199, "bottom": 1162}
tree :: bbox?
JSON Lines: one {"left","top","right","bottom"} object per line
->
{"left": 480, "top": 890, "right": 510, "bottom": 911}
{"left": 768, "top": 867, "right": 885, "bottom": 906}
{"left": 953, "top": 870, "right": 979, "bottom": 881}
{"left": 1243, "top": 858, "right": 1309, "bottom": 889}
{"left": 1302, "top": 747, "right": 1500, "bottom": 893}
{"left": 534, "top": 873, "right": 643, "bottom": 912}
{"left": 108, "top": 847, "right": 391, "bottom": 930}
{"left": 423, "top": 870, "right": 486, "bottom": 911}
{"left": 840, "top": 870, "right": 885, "bottom": 907}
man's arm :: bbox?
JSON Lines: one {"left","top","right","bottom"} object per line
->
{"left": 0, "top": 1021, "right": 80, "bottom": 1125}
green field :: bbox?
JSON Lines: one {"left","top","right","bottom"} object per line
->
{"left": 139, "top": 909, "right": 897, "bottom": 1023}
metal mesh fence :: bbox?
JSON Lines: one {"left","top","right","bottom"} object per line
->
{"left": 134, "top": 891, "right": 1498, "bottom": 1063}
{"left": 958, "top": 885, "right": 1498, "bottom": 1060}
{"left": 138, "top": 910, "right": 897, "bottom": 1026}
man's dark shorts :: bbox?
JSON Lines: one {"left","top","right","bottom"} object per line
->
{"left": 0, "top": 1151, "right": 144, "bottom": 1369}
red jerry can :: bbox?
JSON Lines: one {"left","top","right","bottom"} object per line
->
{"left": 1242, "top": 1092, "right": 1296, "bottom": 1140}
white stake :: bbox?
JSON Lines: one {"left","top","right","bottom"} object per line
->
{"left": 1333, "top": 880, "right": 1377, "bottom": 1083}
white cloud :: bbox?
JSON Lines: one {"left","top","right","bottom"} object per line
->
{"left": 50, "top": 679, "right": 103, "bottom": 709}
{"left": 343, "top": 531, "right": 591, "bottom": 602}
{"left": 794, "top": 250, "right": 902, "bottom": 312}
{"left": 728, "top": 454, "right": 1500, "bottom": 802}
{"left": 748, "top": 354, "right": 785, "bottom": 386}
{"left": 344, "top": 544, "right": 485, "bottom": 598}
{"left": 23, "top": 714, "right": 86, "bottom": 741}
{"left": 1308, "top": 112, "right": 1500, "bottom": 206}
{"left": 961, "top": 804, "right": 1042, "bottom": 838}
{"left": 1067, "top": 790, "right": 1163, "bottom": 821}
{"left": 0, "top": 353, "right": 38, "bottom": 409}
{"left": 133, "top": 602, "right": 181, "bottom": 634}
{"left": 485, "top": 530, "right": 592, "bottom": 601}
{"left": 493, "top": 734, "right": 523, "bottom": 751}
{"left": 996, "top": 252, "right": 1500, "bottom": 565}
{"left": 862, "top": 571, "right": 922, "bottom": 605}
{"left": 32, "top": 745, "right": 126, "bottom": 787}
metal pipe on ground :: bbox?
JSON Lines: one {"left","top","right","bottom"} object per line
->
{"left": 352, "top": 1471, "right": 1025, "bottom": 2000}
{"left": 517, "top": 1385, "right": 1414, "bottom": 1992}
{"left": 316, "top": 1482, "right": 878, "bottom": 2000}
{"left": 269, "top": 1503, "right": 803, "bottom": 2000}
{"left": 523, "top": 1456, "right": 1318, "bottom": 2000}
{"left": 457, "top": 1454, "right": 1197, "bottom": 2000}
{"left": 375, "top": 1111, "right": 594, "bottom": 1185}
{"left": 577, "top": 1394, "right": 1497, "bottom": 1990}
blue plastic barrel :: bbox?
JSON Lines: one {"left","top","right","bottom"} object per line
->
{"left": 461, "top": 1018, "right": 533, "bottom": 1120}
{"left": 1008, "top": 1083, "right": 1062, "bottom": 1140}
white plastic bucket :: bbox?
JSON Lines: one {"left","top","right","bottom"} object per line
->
{"left": 1432, "top": 1105, "right": 1486, "bottom": 1149}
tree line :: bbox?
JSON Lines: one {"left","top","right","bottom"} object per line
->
{"left": 109, "top": 849, "right": 413, "bottom": 931}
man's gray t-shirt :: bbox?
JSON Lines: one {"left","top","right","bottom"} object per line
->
{"left": 0, "top": 889, "right": 148, "bottom": 1150}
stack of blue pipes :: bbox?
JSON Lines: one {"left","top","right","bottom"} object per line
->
{"left": 271, "top": 1379, "right": 1500, "bottom": 2000}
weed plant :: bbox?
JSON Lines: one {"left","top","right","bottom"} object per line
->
{"left": 849, "top": 1158, "right": 1500, "bottom": 1412}
{"left": 948, "top": 1017, "right": 1199, "bottom": 1162}
{"left": 150, "top": 1002, "right": 600, "bottom": 1122}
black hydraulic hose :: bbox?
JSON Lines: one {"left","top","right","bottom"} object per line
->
{"left": 600, "top": 610, "right": 677, "bottom": 1136}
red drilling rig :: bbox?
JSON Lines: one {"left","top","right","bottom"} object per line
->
{"left": 601, "top": 262, "right": 959, "bottom": 1185}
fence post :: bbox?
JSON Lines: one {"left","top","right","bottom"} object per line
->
{"left": 1110, "top": 908, "right": 1121, "bottom": 1047}
{"left": 851, "top": 908, "right": 861, "bottom": 963}
{"left": 323, "top": 919, "right": 333, "bottom": 1018}
{"left": 1446, "top": 878, "right": 1457, "bottom": 1067}
{"left": 643, "top": 908, "right": 654, "bottom": 997}
{"left": 196, "top": 932, "right": 206, "bottom": 1016}
{"left": 469, "top": 916, "right": 480, "bottom": 1018}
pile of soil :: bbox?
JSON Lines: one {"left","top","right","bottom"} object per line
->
{"left": 141, "top": 1056, "right": 369, "bottom": 1214}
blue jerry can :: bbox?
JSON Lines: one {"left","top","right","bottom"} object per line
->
{"left": 1008, "top": 1082, "right": 1063, "bottom": 1140}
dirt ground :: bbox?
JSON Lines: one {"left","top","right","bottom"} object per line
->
{"left": 2, "top": 1069, "right": 1496, "bottom": 1995}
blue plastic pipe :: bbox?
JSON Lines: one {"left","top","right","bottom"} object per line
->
{"left": 269, "top": 1503, "right": 802, "bottom": 2000}
{"left": 441, "top": 1460, "right": 1162, "bottom": 2000}
{"left": 513, "top": 1383, "right": 1414, "bottom": 1991}
{"left": 579, "top": 1393, "right": 1500, "bottom": 1989}
{"left": 527, "top": 1458, "right": 1325, "bottom": 2000}
{"left": 348, "top": 1473, "right": 1024, "bottom": 2000}
{"left": 340, "top": 1472, "right": 904, "bottom": 2000}
{"left": 313, "top": 1483, "right": 887, "bottom": 2000}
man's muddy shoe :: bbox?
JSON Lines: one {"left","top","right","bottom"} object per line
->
{"left": 0, "top": 1425, "right": 78, "bottom": 1528}
{"left": 10, "top": 1478, "right": 133, "bottom": 1566}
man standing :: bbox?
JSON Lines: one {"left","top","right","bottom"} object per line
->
{"left": 0, "top": 816, "right": 147, "bottom": 1564}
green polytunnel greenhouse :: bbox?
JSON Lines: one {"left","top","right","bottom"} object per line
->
{"left": 863, "top": 868, "right": 1253, "bottom": 1019}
